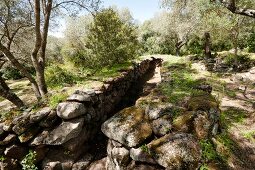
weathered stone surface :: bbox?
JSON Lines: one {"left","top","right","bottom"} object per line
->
{"left": 72, "top": 154, "right": 94, "bottom": 170}
{"left": 57, "top": 102, "right": 86, "bottom": 119}
{"left": 0, "top": 124, "right": 4, "bottom": 136}
{"left": 30, "top": 107, "right": 51, "bottom": 123}
{"left": 30, "top": 130, "right": 50, "bottom": 146}
{"left": 39, "top": 110, "right": 59, "bottom": 128}
{"left": 172, "top": 112, "right": 194, "bottom": 131}
{"left": 88, "top": 157, "right": 106, "bottom": 170}
{"left": 0, "top": 158, "right": 20, "bottom": 170}
{"left": 147, "top": 133, "right": 201, "bottom": 169}
{"left": 44, "top": 118, "right": 84, "bottom": 145}
{"left": 4, "top": 145, "right": 27, "bottom": 160}
{"left": 145, "top": 104, "right": 173, "bottom": 120}
{"left": 127, "top": 161, "right": 164, "bottom": 170}
{"left": 194, "top": 112, "right": 211, "bottom": 139}
{"left": 152, "top": 115, "right": 172, "bottom": 136}
{"left": 106, "top": 139, "right": 130, "bottom": 170}
{"left": 67, "top": 94, "right": 91, "bottom": 102}
{"left": 3, "top": 122, "right": 13, "bottom": 132}
{"left": 187, "top": 93, "right": 218, "bottom": 111}
{"left": 130, "top": 148, "right": 156, "bottom": 164}
{"left": 43, "top": 161, "right": 62, "bottom": 170}
{"left": 34, "top": 146, "right": 49, "bottom": 164}
{"left": 0, "top": 134, "right": 16, "bottom": 145}
{"left": 63, "top": 126, "right": 90, "bottom": 152}
{"left": 102, "top": 106, "right": 152, "bottom": 147}
{"left": 18, "top": 126, "right": 41, "bottom": 143}
{"left": 12, "top": 114, "right": 31, "bottom": 135}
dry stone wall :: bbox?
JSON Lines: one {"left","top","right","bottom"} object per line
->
{"left": 0, "top": 58, "right": 158, "bottom": 170}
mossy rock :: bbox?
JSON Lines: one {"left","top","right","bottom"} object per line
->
{"left": 172, "top": 111, "right": 194, "bottom": 131}
{"left": 188, "top": 93, "right": 218, "bottom": 111}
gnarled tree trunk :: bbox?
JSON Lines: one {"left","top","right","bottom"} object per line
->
{"left": 204, "top": 32, "right": 212, "bottom": 59}
{"left": 0, "top": 76, "right": 25, "bottom": 108}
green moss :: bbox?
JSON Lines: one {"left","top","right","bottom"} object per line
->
{"left": 140, "top": 144, "right": 149, "bottom": 153}
{"left": 199, "top": 164, "right": 209, "bottom": 170}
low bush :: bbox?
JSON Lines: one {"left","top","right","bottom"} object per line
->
{"left": 45, "top": 65, "right": 77, "bottom": 88}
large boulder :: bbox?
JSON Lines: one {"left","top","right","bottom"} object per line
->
{"left": 43, "top": 118, "right": 84, "bottom": 145}
{"left": 147, "top": 133, "right": 201, "bottom": 169}
{"left": 57, "top": 102, "right": 87, "bottom": 119}
{"left": 101, "top": 106, "right": 152, "bottom": 147}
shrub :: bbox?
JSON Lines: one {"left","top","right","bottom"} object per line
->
{"left": 85, "top": 8, "right": 140, "bottom": 68}
{"left": 247, "top": 32, "right": 255, "bottom": 53}
{"left": 1, "top": 65, "right": 35, "bottom": 80}
{"left": 186, "top": 36, "right": 204, "bottom": 55}
{"left": 45, "top": 65, "right": 77, "bottom": 88}
{"left": 223, "top": 53, "right": 253, "bottom": 70}
{"left": 20, "top": 150, "right": 37, "bottom": 170}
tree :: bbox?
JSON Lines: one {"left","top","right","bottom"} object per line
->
{"left": 0, "top": 54, "right": 25, "bottom": 108}
{"left": 0, "top": 0, "right": 101, "bottom": 101}
{"left": 85, "top": 8, "right": 140, "bottom": 67}
{"left": 162, "top": 0, "right": 255, "bottom": 18}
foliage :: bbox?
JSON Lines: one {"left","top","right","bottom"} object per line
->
{"left": 140, "top": 144, "right": 149, "bottom": 153}
{"left": 200, "top": 139, "right": 218, "bottom": 162}
{"left": 220, "top": 108, "right": 246, "bottom": 129}
{"left": 223, "top": 53, "right": 253, "bottom": 70}
{"left": 45, "top": 65, "right": 77, "bottom": 88}
{"left": 247, "top": 32, "right": 255, "bottom": 52}
{"left": 186, "top": 36, "right": 204, "bottom": 55}
{"left": 0, "top": 156, "right": 6, "bottom": 161}
{"left": 84, "top": 8, "right": 140, "bottom": 68}
{"left": 1, "top": 65, "right": 35, "bottom": 80}
{"left": 20, "top": 150, "right": 38, "bottom": 170}
{"left": 48, "top": 93, "right": 68, "bottom": 108}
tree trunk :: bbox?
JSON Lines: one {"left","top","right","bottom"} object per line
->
{"left": 0, "top": 76, "right": 25, "bottom": 108}
{"left": 0, "top": 43, "right": 42, "bottom": 99}
{"left": 37, "top": 0, "right": 53, "bottom": 96}
{"left": 175, "top": 40, "right": 185, "bottom": 56}
{"left": 204, "top": 32, "right": 212, "bottom": 58}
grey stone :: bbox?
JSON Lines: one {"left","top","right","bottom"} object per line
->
{"left": 18, "top": 125, "right": 41, "bottom": 143}
{"left": 44, "top": 118, "right": 84, "bottom": 145}
{"left": 39, "top": 110, "right": 59, "bottom": 128}
{"left": 130, "top": 148, "right": 156, "bottom": 164}
{"left": 0, "top": 134, "right": 16, "bottom": 145}
{"left": 145, "top": 104, "right": 173, "bottom": 120}
{"left": 152, "top": 115, "right": 172, "bottom": 136}
{"left": 88, "top": 157, "right": 106, "bottom": 170}
{"left": 102, "top": 106, "right": 152, "bottom": 147}
{"left": 0, "top": 158, "right": 19, "bottom": 170}
{"left": 4, "top": 145, "right": 27, "bottom": 160}
{"left": 30, "top": 107, "right": 51, "bottom": 123}
{"left": 127, "top": 161, "right": 163, "bottom": 170}
{"left": 147, "top": 133, "right": 201, "bottom": 169}
{"left": 72, "top": 154, "right": 94, "bottom": 170}
{"left": 57, "top": 102, "right": 87, "bottom": 119}
{"left": 43, "top": 161, "right": 62, "bottom": 170}
{"left": 0, "top": 124, "right": 4, "bottom": 136}
{"left": 30, "top": 130, "right": 50, "bottom": 146}
{"left": 67, "top": 94, "right": 91, "bottom": 102}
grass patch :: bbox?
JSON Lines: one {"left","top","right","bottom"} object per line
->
{"left": 200, "top": 139, "right": 219, "bottom": 162}
{"left": 242, "top": 131, "right": 255, "bottom": 143}
{"left": 159, "top": 62, "right": 205, "bottom": 105}
{"left": 48, "top": 93, "right": 69, "bottom": 109}
{"left": 220, "top": 107, "right": 247, "bottom": 129}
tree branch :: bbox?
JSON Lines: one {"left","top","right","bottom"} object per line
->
{"left": 218, "top": 0, "right": 255, "bottom": 18}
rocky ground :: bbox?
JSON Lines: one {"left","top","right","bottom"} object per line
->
{"left": 0, "top": 55, "right": 254, "bottom": 170}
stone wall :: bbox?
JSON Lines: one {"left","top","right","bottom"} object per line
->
{"left": 0, "top": 58, "right": 159, "bottom": 170}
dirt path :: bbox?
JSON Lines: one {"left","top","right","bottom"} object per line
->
{"left": 192, "top": 62, "right": 255, "bottom": 170}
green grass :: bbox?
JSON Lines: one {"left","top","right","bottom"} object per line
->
{"left": 159, "top": 61, "right": 205, "bottom": 105}
{"left": 200, "top": 139, "right": 219, "bottom": 162}
{"left": 48, "top": 93, "right": 69, "bottom": 109}
{"left": 220, "top": 108, "right": 247, "bottom": 129}
{"left": 243, "top": 131, "right": 255, "bottom": 143}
